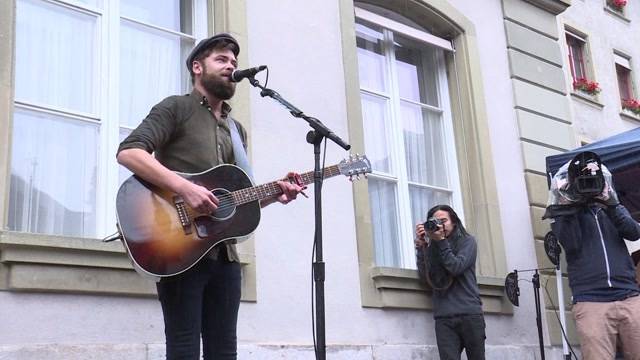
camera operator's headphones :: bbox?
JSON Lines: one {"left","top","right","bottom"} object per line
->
{"left": 568, "top": 151, "right": 605, "bottom": 197}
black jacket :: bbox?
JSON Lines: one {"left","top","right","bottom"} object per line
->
{"left": 416, "top": 228, "right": 483, "bottom": 317}
{"left": 550, "top": 204, "right": 640, "bottom": 300}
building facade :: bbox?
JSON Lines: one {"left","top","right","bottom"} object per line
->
{"left": 0, "top": 0, "right": 637, "bottom": 358}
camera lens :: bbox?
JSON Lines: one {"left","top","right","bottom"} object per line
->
{"left": 424, "top": 218, "right": 441, "bottom": 232}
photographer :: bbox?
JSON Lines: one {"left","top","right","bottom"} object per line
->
{"left": 546, "top": 152, "right": 640, "bottom": 360}
{"left": 415, "top": 205, "right": 485, "bottom": 360}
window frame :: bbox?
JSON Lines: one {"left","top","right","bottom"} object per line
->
{"left": 9, "top": 0, "right": 207, "bottom": 239}
{"left": 355, "top": 10, "right": 463, "bottom": 269}
{"left": 0, "top": 0, "right": 257, "bottom": 300}
{"left": 344, "top": 1, "right": 508, "bottom": 312}
{"left": 614, "top": 53, "right": 634, "bottom": 102}
{"left": 565, "top": 32, "right": 587, "bottom": 82}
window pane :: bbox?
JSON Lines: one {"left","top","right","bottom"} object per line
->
{"left": 361, "top": 93, "right": 392, "bottom": 174}
{"left": 409, "top": 185, "right": 451, "bottom": 226}
{"left": 15, "top": 0, "right": 97, "bottom": 114}
{"left": 566, "top": 36, "right": 586, "bottom": 80}
{"left": 395, "top": 36, "right": 439, "bottom": 106}
{"left": 8, "top": 109, "right": 98, "bottom": 237}
{"left": 401, "top": 102, "right": 448, "bottom": 187}
{"left": 121, "top": 0, "right": 192, "bottom": 33}
{"left": 356, "top": 22, "right": 387, "bottom": 93}
{"left": 120, "top": 20, "right": 192, "bottom": 127}
{"left": 616, "top": 64, "right": 633, "bottom": 100}
{"left": 369, "top": 178, "right": 401, "bottom": 267}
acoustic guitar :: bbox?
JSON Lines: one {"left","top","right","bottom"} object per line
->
{"left": 115, "top": 155, "right": 371, "bottom": 277}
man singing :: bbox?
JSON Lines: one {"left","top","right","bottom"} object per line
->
{"left": 117, "top": 33, "right": 304, "bottom": 359}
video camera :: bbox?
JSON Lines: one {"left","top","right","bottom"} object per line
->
{"left": 568, "top": 151, "right": 605, "bottom": 198}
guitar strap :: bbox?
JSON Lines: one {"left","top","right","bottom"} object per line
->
{"left": 227, "top": 117, "right": 254, "bottom": 181}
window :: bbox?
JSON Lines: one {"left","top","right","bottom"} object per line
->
{"left": 566, "top": 32, "right": 587, "bottom": 82}
{"left": 347, "top": 2, "right": 507, "bottom": 310}
{"left": 8, "top": 0, "right": 206, "bottom": 238}
{"left": 355, "top": 9, "right": 461, "bottom": 269}
{"left": 615, "top": 54, "right": 634, "bottom": 102}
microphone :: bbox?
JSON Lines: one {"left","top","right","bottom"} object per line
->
{"left": 231, "top": 65, "right": 267, "bottom": 82}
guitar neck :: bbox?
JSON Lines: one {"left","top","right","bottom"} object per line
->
{"left": 232, "top": 164, "right": 341, "bottom": 205}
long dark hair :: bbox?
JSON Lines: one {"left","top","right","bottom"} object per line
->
{"left": 426, "top": 204, "right": 469, "bottom": 237}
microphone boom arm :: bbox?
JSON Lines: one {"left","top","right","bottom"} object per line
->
{"left": 248, "top": 78, "right": 350, "bottom": 150}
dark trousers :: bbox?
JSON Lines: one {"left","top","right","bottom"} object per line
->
{"left": 156, "top": 255, "right": 242, "bottom": 360}
{"left": 435, "top": 314, "right": 486, "bottom": 360}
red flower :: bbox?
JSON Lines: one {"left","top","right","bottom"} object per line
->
{"left": 608, "top": 0, "right": 627, "bottom": 11}
{"left": 573, "top": 78, "right": 601, "bottom": 95}
{"left": 623, "top": 99, "right": 640, "bottom": 115}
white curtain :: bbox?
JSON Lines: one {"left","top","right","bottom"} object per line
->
{"left": 357, "top": 19, "right": 456, "bottom": 268}
{"left": 10, "top": 0, "right": 99, "bottom": 237}
{"left": 9, "top": 109, "right": 98, "bottom": 237}
{"left": 15, "top": 0, "right": 96, "bottom": 114}
{"left": 9, "top": 0, "right": 192, "bottom": 237}
{"left": 119, "top": 20, "right": 188, "bottom": 128}
{"left": 369, "top": 179, "right": 401, "bottom": 268}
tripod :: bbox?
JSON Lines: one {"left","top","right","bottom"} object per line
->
{"left": 505, "top": 267, "right": 557, "bottom": 360}
{"left": 532, "top": 270, "right": 545, "bottom": 360}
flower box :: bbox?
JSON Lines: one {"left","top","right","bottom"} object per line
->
{"left": 573, "top": 78, "right": 601, "bottom": 96}
{"left": 607, "top": 0, "right": 627, "bottom": 12}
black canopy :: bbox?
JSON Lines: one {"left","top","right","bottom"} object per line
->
{"left": 545, "top": 127, "right": 640, "bottom": 219}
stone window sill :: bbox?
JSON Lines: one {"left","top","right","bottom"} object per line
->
{"left": 367, "top": 266, "right": 512, "bottom": 314}
{"left": 0, "top": 231, "right": 255, "bottom": 300}
{"left": 604, "top": 7, "right": 631, "bottom": 23}
{"left": 621, "top": 110, "right": 640, "bottom": 122}
{"left": 570, "top": 91, "right": 604, "bottom": 109}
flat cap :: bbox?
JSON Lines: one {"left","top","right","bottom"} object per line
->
{"left": 186, "top": 33, "right": 240, "bottom": 74}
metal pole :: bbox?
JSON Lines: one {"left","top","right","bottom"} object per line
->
{"left": 556, "top": 267, "right": 571, "bottom": 359}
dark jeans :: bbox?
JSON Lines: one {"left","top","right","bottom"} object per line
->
{"left": 156, "top": 254, "right": 242, "bottom": 360}
{"left": 435, "top": 314, "right": 486, "bottom": 360}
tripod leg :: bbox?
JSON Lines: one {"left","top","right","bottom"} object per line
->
{"left": 533, "top": 272, "right": 545, "bottom": 360}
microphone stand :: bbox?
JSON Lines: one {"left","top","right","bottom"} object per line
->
{"left": 507, "top": 267, "right": 556, "bottom": 360}
{"left": 246, "top": 76, "right": 350, "bottom": 360}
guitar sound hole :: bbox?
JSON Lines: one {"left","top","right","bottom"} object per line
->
{"left": 210, "top": 188, "right": 236, "bottom": 221}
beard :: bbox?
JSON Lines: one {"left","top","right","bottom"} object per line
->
{"left": 201, "top": 64, "right": 236, "bottom": 100}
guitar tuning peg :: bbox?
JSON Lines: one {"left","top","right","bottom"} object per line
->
{"left": 349, "top": 175, "right": 354, "bottom": 182}
{"left": 356, "top": 174, "right": 361, "bottom": 180}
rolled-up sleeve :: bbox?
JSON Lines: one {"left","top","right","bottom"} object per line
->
{"left": 117, "top": 97, "right": 179, "bottom": 155}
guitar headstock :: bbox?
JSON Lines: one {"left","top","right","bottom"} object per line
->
{"left": 338, "top": 154, "right": 372, "bottom": 180}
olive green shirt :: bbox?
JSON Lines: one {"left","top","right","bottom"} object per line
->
{"left": 118, "top": 89, "right": 248, "bottom": 262}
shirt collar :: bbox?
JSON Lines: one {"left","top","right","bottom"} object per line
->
{"left": 190, "top": 88, "right": 232, "bottom": 118}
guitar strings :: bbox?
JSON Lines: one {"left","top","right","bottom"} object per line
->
{"left": 184, "top": 188, "right": 279, "bottom": 217}
{"left": 182, "top": 166, "right": 344, "bottom": 217}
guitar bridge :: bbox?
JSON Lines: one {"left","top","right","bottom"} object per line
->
{"left": 173, "top": 196, "right": 193, "bottom": 235}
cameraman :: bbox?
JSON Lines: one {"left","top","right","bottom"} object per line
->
{"left": 547, "top": 152, "right": 640, "bottom": 360}
{"left": 415, "top": 205, "right": 485, "bottom": 360}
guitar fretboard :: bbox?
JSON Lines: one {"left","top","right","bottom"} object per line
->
{"left": 232, "top": 165, "right": 341, "bottom": 205}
